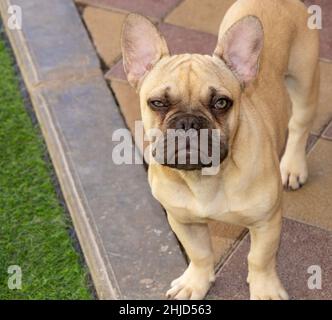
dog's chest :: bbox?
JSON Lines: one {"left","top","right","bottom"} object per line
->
{"left": 151, "top": 175, "right": 234, "bottom": 222}
{"left": 181, "top": 186, "right": 227, "bottom": 218}
{"left": 149, "top": 169, "right": 277, "bottom": 226}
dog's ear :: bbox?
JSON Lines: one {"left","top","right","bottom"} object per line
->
{"left": 121, "top": 14, "right": 169, "bottom": 89}
{"left": 214, "top": 16, "right": 264, "bottom": 86}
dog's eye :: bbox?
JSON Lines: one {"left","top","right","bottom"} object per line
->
{"left": 148, "top": 100, "right": 166, "bottom": 109}
{"left": 213, "top": 97, "right": 233, "bottom": 110}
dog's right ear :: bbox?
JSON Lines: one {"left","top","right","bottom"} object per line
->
{"left": 214, "top": 16, "right": 264, "bottom": 87}
{"left": 121, "top": 14, "right": 169, "bottom": 90}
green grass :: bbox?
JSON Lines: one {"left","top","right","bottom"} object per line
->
{"left": 0, "top": 33, "right": 93, "bottom": 299}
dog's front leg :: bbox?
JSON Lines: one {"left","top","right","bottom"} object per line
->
{"left": 247, "top": 208, "right": 289, "bottom": 300}
{"left": 166, "top": 213, "right": 215, "bottom": 300}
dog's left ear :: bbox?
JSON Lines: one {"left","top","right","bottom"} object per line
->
{"left": 214, "top": 16, "right": 264, "bottom": 86}
{"left": 121, "top": 14, "right": 169, "bottom": 90}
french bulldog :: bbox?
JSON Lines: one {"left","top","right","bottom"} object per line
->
{"left": 121, "top": 0, "right": 319, "bottom": 300}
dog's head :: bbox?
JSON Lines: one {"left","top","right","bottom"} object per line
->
{"left": 121, "top": 14, "right": 263, "bottom": 171}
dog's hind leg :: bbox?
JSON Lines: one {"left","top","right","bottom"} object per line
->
{"left": 280, "top": 26, "right": 320, "bottom": 190}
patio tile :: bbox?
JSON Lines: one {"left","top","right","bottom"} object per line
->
{"left": 304, "top": 0, "right": 332, "bottom": 61}
{"left": 0, "top": 0, "right": 100, "bottom": 86}
{"left": 306, "top": 134, "right": 319, "bottom": 152}
{"left": 166, "top": 0, "right": 332, "bottom": 61}
{"left": 322, "top": 121, "right": 332, "bottom": 140}
{"left": 165, "top": 0, "right": 236, "bottom": 35}
{"left": 106, "top": 59, "right": 126, "bottom": 81}
{"left": 208, "top": 218, "right": 332, "bottom": 300}
{"left": 76, "top": 0, "right": 182, "bottom": 19}
{"left": 284, "top": 139, "right": 332, "bottom": 231}
{"left": 111, "top": 79, "right": 141, "bottom": 136}
{"left": 208, "top": 222, "right": 245, "bottom": 267}
{"left": 166, "top": 0, "right": 332, "bottom": 62}
{"left": 83, "top": 7, "right": 126, "bottom": 67}
{"left": 311, "top": 61, "right": 332, "bottom": 135}
{"left": 159, "top": 23, "right": 217, "bottom": 54}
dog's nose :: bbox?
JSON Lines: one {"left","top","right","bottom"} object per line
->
{"left": 174, "top": 116, "right": 205, "bottom": 131}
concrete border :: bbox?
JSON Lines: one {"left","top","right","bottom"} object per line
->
{"left": 0, "top": 0, "right": 186, "bottom": 299}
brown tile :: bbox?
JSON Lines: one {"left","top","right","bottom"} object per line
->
{"left": 304, "top": 0, "right": 332, "bottom": 61}
{"left": 110, "top": 79, "right": 140, "bottom": 135}
{"left": 208, "top": 222, "right": 245, "bottom": 267}
{"left": 166, "top": 0, "right": 331, "bottom": 61}
{"left": 110, "top": 80, "right": 151, "bottom": 157}
{"left": 76, "top": 0, "right": 182, "bottom": 19}
{"left": 208, "top": 219, "right": 332, "bottom": 300}
{"left": 312, "top": 61, "right": 332, "bottom": 135}
{"left": 106, "top": 59, "right": 126, "bottom": 81}
{"left": 83, "top": 7, "right": 126, "bottom": 67}
{"left": 322, "top": 121, "right": 332, "bottom": 140}
{"left": 106, "top": 23, "right": 218, "bottom": 81}
{"left": 284, "top": 139, "right": 332, "bottom": 231}
{"left": 306, "top": 134, "right": 319, "bottom": 153}
{"left": 165, "top": 0, "right": 235, "bottom": 35}
{"left": 159, "top": 23, "right": 217, "bottom": 54}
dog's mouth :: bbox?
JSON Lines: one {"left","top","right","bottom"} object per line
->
{"left": 163, "top": 148, "right": 214, "bottom": 170}
{"left": 151, "top": 129, "right": 228, "bottom": 171}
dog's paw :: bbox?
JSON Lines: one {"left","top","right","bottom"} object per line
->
{"left": 248, "top": 273, "right": 289, "bottom": 300}
{"left": 280, "top": 154, "right": 308, "bottom": 190}
{"left": 166, "top": 264, "right": 215, "bottom": 300}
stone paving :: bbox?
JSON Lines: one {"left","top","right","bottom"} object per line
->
{"left": 76, "top": 0, "right": 332, "bottom": 299}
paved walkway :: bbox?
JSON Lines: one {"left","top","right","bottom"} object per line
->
{"left": 76, "top": 0, "right": 332, "bottom": 299}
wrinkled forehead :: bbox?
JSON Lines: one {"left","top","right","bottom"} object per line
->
{"left": 140, "top": 54, "right": 239, "bottom": 100}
